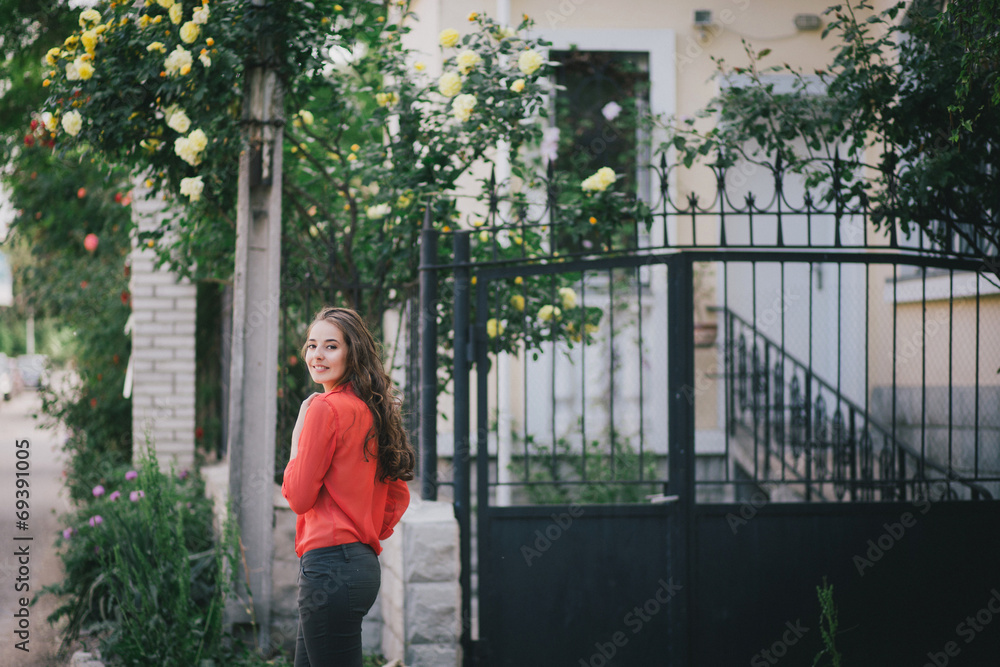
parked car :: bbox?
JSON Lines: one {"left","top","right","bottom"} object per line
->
{"left": 0, "top": 353, "right": 11, "bottom": 400}
{"left": 17, "top": 354, "right": 48, "bottom": 389}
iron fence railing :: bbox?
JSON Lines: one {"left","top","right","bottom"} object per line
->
{"left": 721, "top": 306, "right": 994, "bottom": 502}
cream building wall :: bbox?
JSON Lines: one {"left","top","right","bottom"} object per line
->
{"left": 403, "top": 0, "right": 997, "bottom": 496}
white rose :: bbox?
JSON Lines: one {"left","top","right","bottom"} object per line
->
{"left": 366, "top": 203, "right": 392, "bottom": 219}
{"left": 62, "top": 110, "right": 83, "bottom": 136}
{"left": 166, "top": 108, "right": 191, "bottom": 133}
{"left": 179, "top": 176, "right": 204, "bottom": 201}
{"left": 164, "top": 45, "right": 193, "bottom": 76}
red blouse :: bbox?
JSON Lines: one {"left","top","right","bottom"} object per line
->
{"left": 281, "top": 383, "right": 410, "bottom": 558}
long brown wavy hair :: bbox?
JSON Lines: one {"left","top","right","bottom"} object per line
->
{"left": 302, "top": 307, "right": 415, "bottom": 482}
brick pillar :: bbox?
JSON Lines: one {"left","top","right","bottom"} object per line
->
{"left": 128, "top": 185, "right": 197, "bottom": 469}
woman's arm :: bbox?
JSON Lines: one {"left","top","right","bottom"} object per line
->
{"left": 282, "top": 397, "right": 338, "bottom": 514}
{"left": 379, "top": 478, "right": 411, "bottom": 540}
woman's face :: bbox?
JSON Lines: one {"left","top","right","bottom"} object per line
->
{"left": 305, "top": 319, "right": 348, "bottom": 392}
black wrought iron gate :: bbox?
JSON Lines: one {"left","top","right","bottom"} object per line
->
{"left": 431, "top": 243, "right": 1000, "bottom": 666}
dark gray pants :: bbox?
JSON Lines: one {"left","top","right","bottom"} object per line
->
{"left": 295, "top": 542, "right": 381, "bottom": 667}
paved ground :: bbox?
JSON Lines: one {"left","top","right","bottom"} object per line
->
{"left": 0, "top": 384, "right": 75, "bottom": 667}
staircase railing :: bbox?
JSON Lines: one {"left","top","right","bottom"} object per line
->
{"left": 720, "top": 307, "right": 992, "bottom": 502}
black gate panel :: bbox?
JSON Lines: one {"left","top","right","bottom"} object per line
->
{"left": 693, "top": 501, "right": 1000, "bottom": 665}
{"left": 480, "top": 504, "right": 676, "bottom": 666}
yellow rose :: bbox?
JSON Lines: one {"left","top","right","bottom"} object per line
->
{"left": 180, "top": 21, "right": 200, "bottom": 43}
{"left": 468, "top": 12, "right": 478, "bottom": 21}
{"left": 479, "top": 230, "right": 489, "bottom": 242}
{"left": 44, "top": 48, "right": 61, "bottom": 66}
{"left": 439, "top": 28, "right": 460, "bottom": 48}
{"left": 452, "top": 94, "right": 476, "bottom": 122}
{"left": 456, "top": 49, "right": 481, "bottom": 74}
{"left": 350, "top": 143, "right": 360, "bottom": 152}
{"left": 375, "top": 92, "right": 398, "bottom": 107}
{"left": 76, "top": 59, "right": 94, "bottom": 80}
{"left": 414, "top": 61, "right": 426, "bottom": 71}
{"left": 147, "top": 41, "right": 166, "bottom": 53}
{"left": 438, "top": 71, "right": 462, "bottom": 97}
{"left": 139, "top": 15, "right": 151, "bottom": 28}
{"left": 169, "top": 3, "right": 183, "bottom": 24}
{"left": 79, "top": 8, "right": 101, "bottom": 27}
{"left": 81, "top": 30, "right": 98, "bottom": 55}
{"left": 192, "top": 6, "right": 209, "bottom": 24}
{"left": 514, "top": 276, "right": 523, "bottom": 285}
{"left": 518, "top": 49, "right": 544, "bottom": 76}
{"left": 558, "top": 287, "right": 577, "bottom": 310}
{"left": 510, "top": 295, "right": 525, "bottom": 311}
{"left": 538, "top": 305, "right": 561, "bottom": 323}
{"left": 581, "top": 166, "right": 617, "bottom": 192}
{"left": 486, "top": 318, "right": 504, "bottom": 339}
{"left": 510, "top": 79, "right": 525, "bottom": 93}
{"left": 157, "top": 0, "right": 175, "bottom": 7}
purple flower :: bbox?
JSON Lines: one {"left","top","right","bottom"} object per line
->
{"left": 129, "top": 490, "right": 145, "bottom": 502}
{"left": 92, "top": 484, "right": 105, "bottom": 498}
{"left": 62, "top": 527, "right": 74, "bottom": 540}
{"left": 125, "top": 470, "right": 138, "bottom": 481}
{"left": 178, "top": 469, "right": 189, "bottom": 480}
{"left": 109, "top": 490, "right": 121, "bottom": 501}
{"left": 88, "top": 515, "right": 103, "bottom": 527}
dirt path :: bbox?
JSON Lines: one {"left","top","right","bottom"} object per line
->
{"left": 0, "top": 384, "right": 75, "bottom": 667}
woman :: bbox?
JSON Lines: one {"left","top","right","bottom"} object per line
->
{"left": 282, "top": 307, "right": 415, "bottom": 666}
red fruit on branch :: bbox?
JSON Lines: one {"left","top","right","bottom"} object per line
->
{"left": 30, "top": 119, "right": 38, "bottom": 131}
{"left": 24, "top": 135, "right": 34, "bottom": 147}
{"left": 84, "top": 233, "right": 99, "bottom": 252}
{"left": 77, "top": 187, "right": 87, "bottom": 198}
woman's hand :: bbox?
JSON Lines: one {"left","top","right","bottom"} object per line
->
{"left": 289, "top": 393, "right": 321, "bottom": 461}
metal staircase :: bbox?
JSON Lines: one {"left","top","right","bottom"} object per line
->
{"left": 719, "top": 307, "right": 993, "bottom": 502}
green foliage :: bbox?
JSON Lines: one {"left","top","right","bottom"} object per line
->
{"left": 5, "top": 142, "right": 134, "bottom": 501}
{"left": 0, "top": 0, "right": 78, "bottom": 159}
{"left": 514, "top": 433, "right": 662, "bottom": 505}
{"left": 36, "top": 448, "right": 220, "bottom": 656}
{"left": 37, "top": 444, "right": 286, "bottom": 665}
{"left": 659, "top": 0, "right": 1000, "bottom": 260}
{"left": 813, "top": 577, "right": 842, "bottom": 667}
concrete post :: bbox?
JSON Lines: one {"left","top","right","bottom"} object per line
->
{"left": 225, "top": 1, "right": 283, "bottom": 650}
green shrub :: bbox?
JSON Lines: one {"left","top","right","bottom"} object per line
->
{"left": 35, "top": 445, "right": 274, "bottom": 665}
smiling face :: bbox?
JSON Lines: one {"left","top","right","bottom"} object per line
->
{"left": 305, "top": 319, "right": 349, "bottom": 392}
